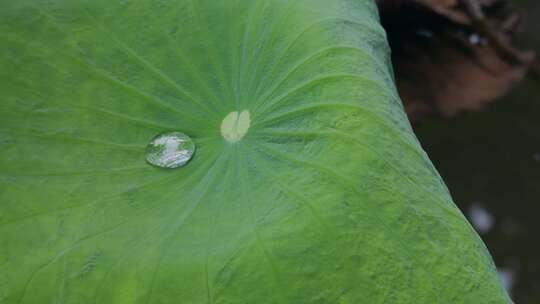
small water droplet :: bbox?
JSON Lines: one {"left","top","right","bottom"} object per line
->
{"left": 145, "top": 131, "right": 195, "bottom": 168}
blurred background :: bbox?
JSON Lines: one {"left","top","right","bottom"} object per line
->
{"left": 379, "top": 0, "right": 539, "bottom": 302}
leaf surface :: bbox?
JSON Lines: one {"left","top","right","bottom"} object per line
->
{"left": 0, "top": 0, "right": 510, "bottom": 303}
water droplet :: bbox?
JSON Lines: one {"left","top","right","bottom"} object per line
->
{"left": 145, "top": 131, "right": 195, "bottom": 168}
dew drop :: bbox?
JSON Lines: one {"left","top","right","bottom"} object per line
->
{"left": 145, "top": 131, "right": 195, "bottom": 168}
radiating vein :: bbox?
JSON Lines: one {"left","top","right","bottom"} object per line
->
{"left": 139, "top": 3, "right": 227, "bottom": 113}
{"left": 203, "top": 154, "right": 235, "bottom": 304}
{"left": 244, "top": 1, "right": 298, "bottom": 101}
{"left": 251, "top": 102, "right": 425, "bottom": 162}
{"left": 255, "top": 142, "right": 446, "bottom": 297}
{"left": 254, "top": 129, "right": 460, "bottom": 218}
{"left": 253, "top": 73, "right": 398, "bottom": 119}
{"left": 249, "top": 149, "right": 332, "bottom": 232}
{"left": 237, "top": 144, "right": 289, "bottom": 301}
{"left": 240, "top": 0, "right": 273, "bottom": 106}
{"left": 21, "top": 4, "right": 214, "bottom": 125}
{"left": 188, "top": 0, "right": 234, "bottom": 108}
{"left": 252, "top": 45, "right": 393, "bottom": 111}
{"left": 3, "top": 130, "right": 144, "bottom": 151}
{"left": 237, "top": 0, "right": 262, "bottom": 107}
{"left": 1, "top": 166, "right": 148, "bottom": 178}
{"left": 0, "top": 173, "right": 176, "bottom": 228}
{"left": 252, "top": 17, "right": 384, "bottom": 99}
{"left": 81, "top": 8, "right": 218, "bottom": 117}
{"left": 91, "top": 151, "right": 222, "bottom": 303}
{"left": 142, "top": 150, "right": 230, "bottom": 304}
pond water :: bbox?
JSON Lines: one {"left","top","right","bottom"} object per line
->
{"left": 414, "top": 2, "right": 540, "bottom": 302}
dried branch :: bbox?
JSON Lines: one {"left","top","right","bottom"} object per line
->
{"left": 412, "top": 0, "right": 472, "bottom": 25}
{"left": 408, "top": 0, "right": 540, "bottom": 80}
{"left": 461, "top": 0, "right": 536, "bottom": 66}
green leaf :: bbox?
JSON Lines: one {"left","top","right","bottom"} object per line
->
{"left": 0, "top": 0, "right": 510, "bottom": 303}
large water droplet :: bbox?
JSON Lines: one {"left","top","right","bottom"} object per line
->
{"left": 145, "top": 131, "right": 195, "bottom": 168}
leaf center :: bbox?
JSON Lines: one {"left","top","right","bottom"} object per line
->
{"left": 220, "top": 110, "right": 251, "bottom": 143}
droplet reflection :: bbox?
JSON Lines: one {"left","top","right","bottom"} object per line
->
{"left": 145, "top": 131, "right": 195, "bottom": 168}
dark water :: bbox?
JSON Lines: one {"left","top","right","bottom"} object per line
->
{"left": 414, "top": 2, "right": 540, "bottom": 302}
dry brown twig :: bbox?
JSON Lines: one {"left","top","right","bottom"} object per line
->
{"left": 378, "top": 0, "right": 539, "bottom": 122}
{"left": 461, "top": 0, "right": 535, "bottom": 65}
{"left": 407, "top": 0, "right": 540, "bottom": 79}
{"left": 412, "top": 0, "right": 471, "bottom": 25}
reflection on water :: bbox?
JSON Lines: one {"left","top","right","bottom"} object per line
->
{"left": 468, "top": 203, "right": 495, "bottom": 234}
{"left": 412, "top": 2, "right": 540, "bottom": 302}
{"left": 414, "top": 76, "right": 540, "bottom": 303}
{"left": 468, "top": 204, "right": 517, "bottom": 296}
{"left": 499, "top": 267, "right": 517, "bottom": 298}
